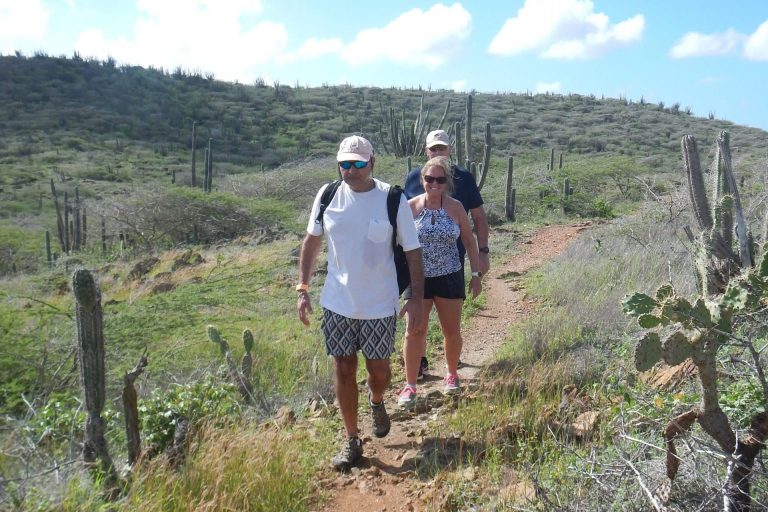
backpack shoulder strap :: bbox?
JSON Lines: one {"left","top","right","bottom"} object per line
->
{"left": 314, "top": 180, "right": 343, "bottom": 226}
{"left": 387, "top": 185, "right": 404, "bottom": 249}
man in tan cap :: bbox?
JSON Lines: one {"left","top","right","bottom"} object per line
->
{"left": 296, "top": 135, "right": 424, "bottom": 471}
{"left": 403, "top": 129, "right": 490, "bottom": 381}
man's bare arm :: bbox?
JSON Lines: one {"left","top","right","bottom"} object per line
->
{"left": 470, "top": 206, "right": 490, "bottom": 275}
{"left": 297, "top": 234, "right": 322, "bottom": 326}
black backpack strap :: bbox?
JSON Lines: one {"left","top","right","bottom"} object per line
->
{"left": 314, "top": 180, "right": 343, "bottom": 227}
{"left": 387, "top": 185, "right": 404, "bottom": 249}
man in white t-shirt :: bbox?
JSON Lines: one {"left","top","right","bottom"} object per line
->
{"left": 296, "top": 135, "right": 424, "bottom": 471}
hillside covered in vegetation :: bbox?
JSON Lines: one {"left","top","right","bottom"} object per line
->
{"left": 2, "top": 54, "right": 768, "bottom": 511}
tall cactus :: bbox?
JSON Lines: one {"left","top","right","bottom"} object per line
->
{"left": 505, "top": 156, "right": 516, "bottom": 222}
{"left": 205, "top": 138, "right": 213, "bottom": 193}
{"left": 73, "top": 269, "right": 119, "bottom": 492}
{"left": 74, "top": 187, "right": 81, "bottom": 251}
{"left": 682, "top": 134, "right": 743, "bottom": 293}
{"left": 464, "top": 94, "right": 473, "bottom": 164}
{"left": 454, "top": 121, "right": 463, "bottom": 166}
{"left": 190, "top": 121, "right": 197, "bottom": 188}
{"left": 476, "top": 122, "right": 491, "bottom": 191}
{"left": 63, "top": 191, "right": 70, "bottom": 254}
{"left": 45, "top": 230, "right": 52, "bottom": 266}
{"left": 50, "top": 179, "right": 66, "bottom": 252}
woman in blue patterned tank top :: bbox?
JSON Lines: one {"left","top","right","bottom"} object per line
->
{"left": 398, "top": 156, "right": 482, "bottom": 406}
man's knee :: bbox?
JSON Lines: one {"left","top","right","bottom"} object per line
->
{"left": 334, "top": 355, "right": 358, "bottom": 379}
{"left": 366, "top": 359, "right": 391, "bottom": 379}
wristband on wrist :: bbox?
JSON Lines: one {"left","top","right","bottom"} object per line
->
{"left": 471, "top": 271, "right": 482, "bottom": 278}
{"left": 295, "top": 283, "right": 309, "bottom": 293}
{"left": 479, "top": 246, "right": 489, "bottom": 254}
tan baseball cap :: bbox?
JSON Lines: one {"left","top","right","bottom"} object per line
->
{"left": 337, "top": 135, "right": 374, "bottom": 161}
{"left": 425, "top": 129, "right": 451, "bottom": 148}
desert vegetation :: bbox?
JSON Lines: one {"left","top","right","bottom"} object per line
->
{"left": 1, "top": 54, "right": 767, "bottom": 510}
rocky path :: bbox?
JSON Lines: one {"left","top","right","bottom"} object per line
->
{"left": 316, "top": 223, "right": 591, "bottom": 512}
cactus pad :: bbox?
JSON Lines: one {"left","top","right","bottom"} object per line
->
{"left": 207, "top": 325, "right": 222, "bottom": 344}
{"left": 634, "top": 332, "right": 662, "bottom": 372}
{"left": 623, "top": 293, "right": 658, "bottom": 317}
{"left": 655, "top": 284, "right": 675, "bottom": 301}
{"left": 662, "top": 331, "right": 695, "bottom": 366}
{"left": 242, "top": 329, "right": 254, "bottom": 352}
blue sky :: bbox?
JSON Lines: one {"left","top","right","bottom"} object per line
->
{"left": 2, "top": 0, "right": 768, "bottom": 131}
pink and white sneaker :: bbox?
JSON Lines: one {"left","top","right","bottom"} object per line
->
{"left": 398, "top": 384, "right": 417, "bottom": 407}
{"left": 443, "top": 373, "right": 461, "bottom": 394}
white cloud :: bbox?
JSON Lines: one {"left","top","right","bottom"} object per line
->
{"left": 280, "top": 37, "right": 343, "bottom": 63}
{"left": 744, "top": 20, "right": 768, "bottom": 60}
{"left": 342, "top": 3, "right": 471, "bottom": 69}
{"left": 74, "top": 0, "right": 287, "bottom": 82}
{"left": 488, "top": 0, "right": 643, "bottom": 59}
{"left": 451, "top": 79, "right": 467, "bottom": 92}
{"left": 535, "top": 81, "right": 562, "bottom": 93}
{"left": 0, "top": 0, "right": 50, "bottom": 53}
{"left": 669, "top": 28, "right": 745, "bottom": 58}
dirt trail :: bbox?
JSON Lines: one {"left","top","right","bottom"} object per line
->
{"left": 316, "top": 223, "right": 591, "bottom": 512}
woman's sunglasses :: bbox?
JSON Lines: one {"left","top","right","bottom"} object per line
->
{"left": 339, "top": 160, "right": 368, "bottom": 170}
{"left": 423, "top": 175, "right": 447, "bottom": 184}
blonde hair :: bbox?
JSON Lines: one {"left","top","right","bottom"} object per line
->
{"left": 421, "top": 156, "right": 454, "bottom": 193}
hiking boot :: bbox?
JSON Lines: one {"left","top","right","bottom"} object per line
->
{"left": 417, "top": 356, "right": 429, "bottom": 381}
{"left": 398, "top": 384, "right": 417, "bottom": 407}
{"left": 444, "top": 373, "right": 461, "bottom": 394}
{"left": 369, "top": 395, "right": 391, "bottom": 438}
{"left": 331, "top": 437, "right": 363, "bottom": 472}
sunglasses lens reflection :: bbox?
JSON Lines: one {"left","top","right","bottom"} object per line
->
{"left": 340, "top": 161, "right": 367, "bottom": 170}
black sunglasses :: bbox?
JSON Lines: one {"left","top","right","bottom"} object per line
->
{"left": 339, "top": 160, "right": 368, "bottom": 170}
{"left": 423, "top": 175, "right": 447, "bottom": 184}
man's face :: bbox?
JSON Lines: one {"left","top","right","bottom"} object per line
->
{"left": 338, "top": 156, "right": 374, "bottom": 187}
{"left": 426, "top": 144, "right": 451, "bottom": 159}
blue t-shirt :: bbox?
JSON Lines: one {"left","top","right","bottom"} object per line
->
{"left": 404, "top": 164, "right": 483, "bottom": 261}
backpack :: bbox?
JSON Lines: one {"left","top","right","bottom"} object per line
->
{"left": 315, "top": 180, "right": 410, "bottom": 295}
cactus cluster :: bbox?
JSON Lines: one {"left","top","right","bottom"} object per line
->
{"left": 379, "top": 94, "right": 450, "bottom": 157}
{"left": 49, "top": 180, "right": 87, "bottom": 256}
{"left": 623, "top": 132, "right": 768, "bottom": 505}
{"left": 682, "top": 132, "right": 748, "bottom": 293}
{"left": 459, "top": 95, "right": 492, "bottom": 192}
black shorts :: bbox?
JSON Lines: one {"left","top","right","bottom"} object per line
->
{"left": 403, "top": 269, "right": 465, "bottom": 300}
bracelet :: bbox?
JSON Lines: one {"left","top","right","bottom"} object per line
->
{"left": 295, "top": 283, "right": 309, "bottom": 293}
{"left": 471, "top": 271, "right": 482, "bottom": 278}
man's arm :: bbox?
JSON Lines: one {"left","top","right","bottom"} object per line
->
{"left": 470, "top": 206, "right": 490, "bottom": 275}
{"left": 400, "top": 248, "right": 424, "bottom": 332}
{"left": 297, "top": 233, "right": 322, "bottom": 326}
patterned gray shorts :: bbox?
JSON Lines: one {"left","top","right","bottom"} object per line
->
{"left": 321, "top": 309, "right": 396, "bottom": 360}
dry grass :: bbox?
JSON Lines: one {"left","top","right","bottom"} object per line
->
{"left": 113, "top": 420, "right": 334, "bottom": 512}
